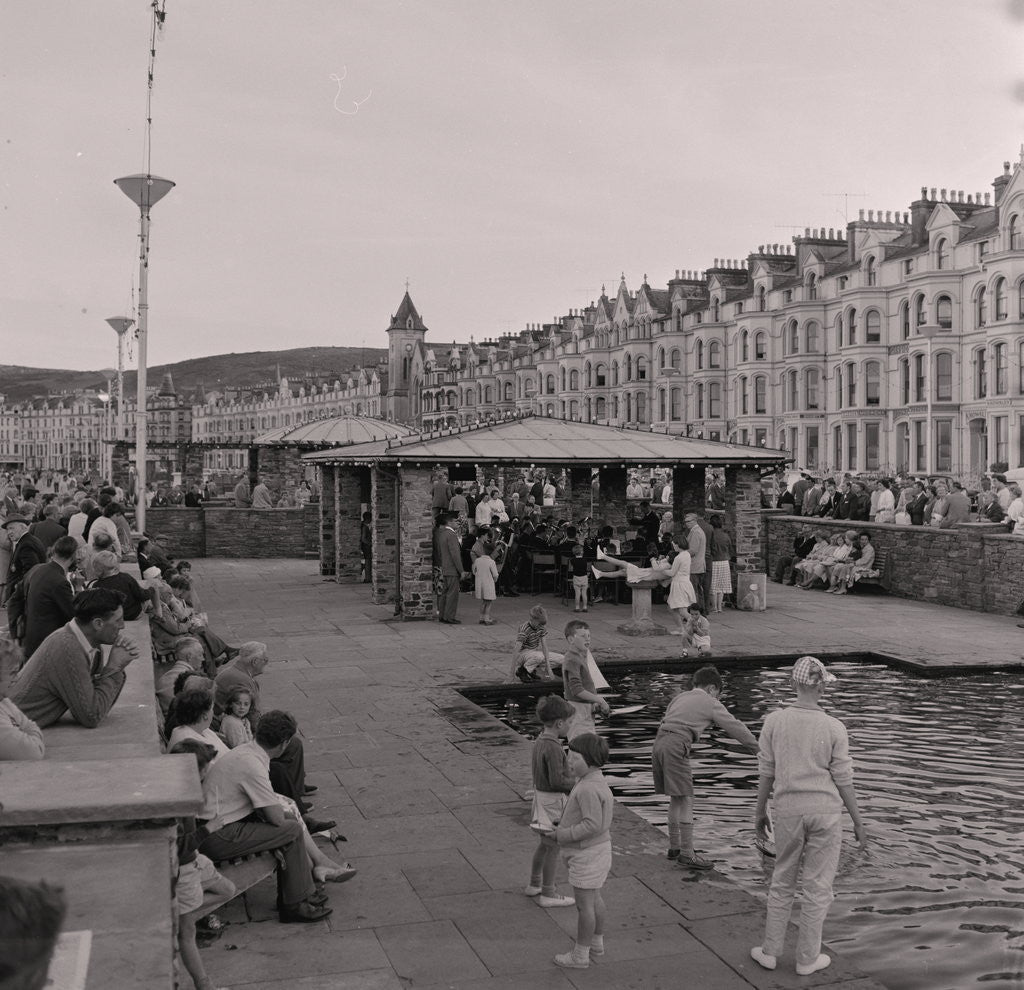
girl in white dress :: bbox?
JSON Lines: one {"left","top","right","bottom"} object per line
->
{"left": 666, "top": 535, "right": 697, "bottom": 638}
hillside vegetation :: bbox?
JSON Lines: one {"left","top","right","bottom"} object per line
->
{"left": 0, "top": 346, "right": 388, "bottom": 404}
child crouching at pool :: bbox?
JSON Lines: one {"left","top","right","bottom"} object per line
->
{"left": 552, "top": 732, "right": 613, "bottom": 969}
{"left": 524, "top": 695, "right": 576, "bottom": 909}
{"left": 653, "top": 665, "right": 758, "bottom": 869}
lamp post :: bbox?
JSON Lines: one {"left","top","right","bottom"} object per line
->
{"left": 919, "top": 324, "right": 942, "bottom": 477}
{"left": 114, "top": 174, "right": 174, "bottom": 532}
{"left": 105, "top": 317, "right": 134, "bottom": 449}
{"left": 98, "top": 367, "right": 117, "bottom": 481}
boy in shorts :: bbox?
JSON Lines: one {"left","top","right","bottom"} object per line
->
{"left": 652, "top": 665, "right": 758, "bottom": 868}
{"left": 509, "top": 605, "right": 564, "bottom": 682}
{"left": 552, "top": 732, "right": 613, "bottom": 969}
{"left": 750, "top": 656, "right": 867, "bottom": 977}
{"left": 561, "top": 619, "right": 609, "bottom": 739}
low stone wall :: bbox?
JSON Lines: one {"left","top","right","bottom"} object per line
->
{"left": 764, "top": 513, "right": 1024, "bottom": 615}
{"left": 147, "top": 505, "right": 319, "bottom": 558}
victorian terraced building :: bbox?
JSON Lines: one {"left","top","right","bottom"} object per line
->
{"left": 402, "top": 155, "right": 1024, "bottom": 482}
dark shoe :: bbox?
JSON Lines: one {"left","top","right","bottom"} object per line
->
{"left": 279, "top": 901, "right": 333, "bottom": 924}
{"left": 303, "top": 784, "right": 318, "bottom": 794}
{"left": 447, "top": 618, "right": 462, "bottom": 624}
{"left": 515, "top": 666, "right": 534, "bottom": 683}
{"left": 505, "top": 590, "right": 520, "bottom": 597}
{"left": 304, "top": 817, "right": 337, "bottom": 833}
{"left": 298, "top": 800, "right": 314, "bottom": 814}
{"left": 308, "top": 887, "right": 330, "bottom": 907}
{"left": 667, "top": 848, "right": 680, "bottom": 860}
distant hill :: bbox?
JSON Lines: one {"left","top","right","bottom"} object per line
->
{"left": 0, "top": 346, "right": 388, "bottom": 404}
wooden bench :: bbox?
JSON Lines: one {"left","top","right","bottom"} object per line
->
{"left": 211, "top": 850, "right": 279, "bottom": 902}
{"left": 851, "top": 548, "right": 890, "bottom": 591}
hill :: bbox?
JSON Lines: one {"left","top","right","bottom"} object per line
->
{"left": 0, "top": 346, "right": 388, "bottom": 404}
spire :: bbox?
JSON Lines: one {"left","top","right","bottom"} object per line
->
{"left": 389, "top": 291, "right": 427, "bottom": 331}
{"left": 157, "top": 371, "right": 176, "bottom": 398}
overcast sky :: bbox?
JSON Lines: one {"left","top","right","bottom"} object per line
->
{"left": 3, "top": 0, "right": 1022, "bottom": 372}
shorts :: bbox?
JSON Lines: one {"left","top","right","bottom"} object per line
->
{"left": 563, "top": 839, "right": 612, "bottom": 889}
{"left": 566, "top": 700, "right": 595, "bottom": 739}
{"left": 692, "top": 634, "right": 712, "bottom": 651}
{"left": 175, "top": 853, "right": 222, "bottom": 914}
{"left": 572, "top": 574, "right": 589, "bottom": 589}
{"left": 651, "top": 731, "right": 693, "bottom": 797}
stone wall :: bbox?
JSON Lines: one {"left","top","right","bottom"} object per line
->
{"left": 765, "top": 513, "right": 1024, "bottom": 615}
{"left": 398, "top": 464, "right": 437, "bottom": 619}
{"left": 147, "top": 505, "right": 318, "bottom": 559}
{"left": 371, "top": 467, "right": 399, "bottom": 605}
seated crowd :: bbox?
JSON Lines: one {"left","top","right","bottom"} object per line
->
{"left": 0, "top": 482, "right": 356, "bottom": 990}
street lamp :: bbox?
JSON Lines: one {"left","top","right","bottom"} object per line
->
{"left": 114, "top": 174, "right": 174, "bottom": 532}
{"left": 918, "top": 324, "right": 943, "bottom": 477}
{"left": 105, "top": 317, "right": 134, "bottom": 448}
{"left": 98, "top": 367, "right": 117, "bottom": 481}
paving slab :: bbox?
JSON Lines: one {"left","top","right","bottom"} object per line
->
{"left": 166, "top": 557, "right": 1019, "bottom": 990}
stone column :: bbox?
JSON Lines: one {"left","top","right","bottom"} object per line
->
{"left": 318, "top": 464, "right": 337, "bottom": 577}
{"left": 672, "top": 465, "right": 706, "bottom": 529}
{"left": 334, "top": 466, "right": 365, "bottom": 583}
{"left": 181, "top": 444, "right": 204, "bottom": 493}
{"left": 564, "top": 467, "right": 593, "bottom": 525}
{"left": 725, "top": 465, "right": 765, "bottom": 575}
{"left": 595, "top": 467, "right": 629, "bottom": 543}
{"left": 616, "top": 581, "right": 667, "bottom": 637}
{"left": 370, "top": 466, "right": 399, "bottom": 606}
{"left": 254, "top": 447, "right": 304, "bottom": 503}
{"left": 111, "top": 441, "right": 132, "bottom": 493}
{"left": 397, "top": 464, "right": 437, "bottom": 619}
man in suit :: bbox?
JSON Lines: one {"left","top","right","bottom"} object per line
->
{"left": 435, "top": 511, "right": 466, "bottom": 624}
{"left": 9, "top": 588, "right": 140, "bottom": 728}
{"left": 3, "top": 515, "right": 45, "bottom": 606}
{"left": 10, "top": 536, "right": 78, "bottom": 659}
{"left": 28, "top": 504, "right": 66, "bottom": 551}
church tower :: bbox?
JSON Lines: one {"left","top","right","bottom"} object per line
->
{"left": 384, "top": 290, "right": 428, "bottom": 423}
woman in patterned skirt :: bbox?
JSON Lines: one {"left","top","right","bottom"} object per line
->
{"left": 708, "top": 515, "right": 732, "bottom": 613}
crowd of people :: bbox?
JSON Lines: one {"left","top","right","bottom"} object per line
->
{"left": 0, "top": 471, "right": 355, "bottom": 990}
{"left": 779, "top": 470, "right": 1024, "bottom": 533}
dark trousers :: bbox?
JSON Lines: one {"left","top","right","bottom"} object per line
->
{"left": 268, "top": 735, "right": 306, "bottom": 803}
{"left": 361, "top": 546, "right": 372, "bottom": 582}
{"left": 701, "top": 566, "right": 712, "bottom": 611}
{"left": 690, "top": 573, "right": 706, "bottom": 613}
{"left": 199, "top": 817, "right": 313, "bottom": 907}
{"left": 440, "top": 573, "right": 460, "bottom": 621}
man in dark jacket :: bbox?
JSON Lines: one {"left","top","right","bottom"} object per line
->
{"left": 28, "top": 504, "right": 66, "bottom": 551}
{"left": 12, "top": 536, "right": 78, "bottom": 659}
{"left": 3, "top": 516, "right": 46, "bottom": 606}
{"left": 772, "top": 528, "right": 817, "bottom": 584}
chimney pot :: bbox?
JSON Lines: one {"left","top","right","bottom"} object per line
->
{"left": 930, "top": 187, "right": 937, "bottom": 200}
{"left": 805, "top": 227, "right": 811, "bottom": 236}
{"left": 921, "top": 186, "right": 928, "bottom": 199}
{"left": 1005, "top": 161, "right": 1011, "bottom": 175}
{"left": 940, "top": 189, "right": 947, "bottom": 201}
{"left": 985, "top": 192, "right": 991, "bottom": 205}
{"left": 859, "top": 209, "right": 865, "bottom": 220}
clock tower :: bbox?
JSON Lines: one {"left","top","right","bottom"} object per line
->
{"left": 384, "top": 290, "right": 428, "bottom": 424}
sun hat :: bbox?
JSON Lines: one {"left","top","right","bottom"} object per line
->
{"left": 1, "top": 514, "right": 30, "bottom": 528}
{"left": 792, "top": 656, "right": 837, "bottom": 685}
{"left": 142, "top": 565, "right": 162, "bottom": 580}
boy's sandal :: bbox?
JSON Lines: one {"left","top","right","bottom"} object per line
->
{"left": 675, "top": 852, "right": 714, "bottom": 870}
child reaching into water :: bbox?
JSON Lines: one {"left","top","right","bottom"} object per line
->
{"left": 524, "top": 695, "right": 577, "bottom": 909}
{"left": 681, "top": 603, "right": 712, "bottom": 658}
{"left": 552, "top": 732, "right": 614, "bottom": 969}
{"left": 219, "top": 687, "right": 254, "bottom": 748}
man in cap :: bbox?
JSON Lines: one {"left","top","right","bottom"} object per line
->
{"left": 435, "top": 510, "right": 466, "bottom": 624}
{"left": 682, "top": 512, "right": 710, "bottom": 614}
{"left": 750, "top": 656, "right": 867, "bottom": 978}
{"left": 2, "top": 514, "right": 46, "bottom": 607}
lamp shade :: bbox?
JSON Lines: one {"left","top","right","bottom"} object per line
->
{"left": 114, "top": 174, "right": 175, "bottom": 209}
{"left": 105, "top": 316, "right": 134, "bottom": 336}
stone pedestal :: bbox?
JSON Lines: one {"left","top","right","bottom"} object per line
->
{"left": 616, "top": 581, "right": 667, "bottom": 636}
{"left": 371, "top": 467, "right": 398, "bottom": 606}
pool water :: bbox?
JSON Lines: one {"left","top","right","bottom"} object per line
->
{"left": 474, "top": 664, "right": 1024, "bottom": 990}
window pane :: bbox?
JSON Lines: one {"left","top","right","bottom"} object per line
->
{"left": 936, "top": 353, "right": 953, "bottom": 401}
{"left": 865, "top": 423, "right": 880, "bottom": 470}
{"left": 846, "top": 424, "right": 857, "bottom": 470}
{"left": 935, "top": 420, "right": 952, "bottom": 471}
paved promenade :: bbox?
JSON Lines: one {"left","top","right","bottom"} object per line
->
{"left": 193, "top": 560, "right": 1021, "bottom": 989}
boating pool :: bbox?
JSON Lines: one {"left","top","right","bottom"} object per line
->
{"left": 470, "top": 663, "right": 1024, "bottom": 990}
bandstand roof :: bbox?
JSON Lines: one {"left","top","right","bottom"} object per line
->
{"left": 302, "top": 414, "right": 789, "bottom": 468}
{"left": 254, "top": 415, "right": 414, "bottom": 448}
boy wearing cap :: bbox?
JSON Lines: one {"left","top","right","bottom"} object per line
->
{"left": 751, "top": 656, "right": 867, "bottom": 978}
{"left": 508, "top": 605, "right": 564, "bottom": 682}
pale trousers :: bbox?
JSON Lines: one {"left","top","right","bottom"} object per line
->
{"left": 762, "top": 812, "right": 842, "bottom": 967}
{"left": 519, "top": 649, "right": 564, "bottom": 673}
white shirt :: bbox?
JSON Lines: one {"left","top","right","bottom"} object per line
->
{"left": 67, "top": 511, "right": 89, "bottom": 544}
{"left": 475, "top": 498, "right": 493, "bottom": 526}
{"left": 1008, "top": 497, "right": 1024, "bottom": 524}
{"left": 875, "top": 489, "right": 895, "bottom": 517}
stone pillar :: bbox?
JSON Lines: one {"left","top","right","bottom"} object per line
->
{"left": 318, "top": 464, "right": 336, "bottom": 577}
{"left": 595, "top": 467, "right": 629, "bottom": 543}
{"left": 672, "top": 465, "right": 706, "bottom": 531}
{"left": 398, "top": 464, "right": 437, "bottom": 619}
{"left": 564, "top": 467, "right": 593, "bottom": 524}
{"left": 370, "top": 466, "right": 399, "bottom": 606}
{"left": 616, "top": 582, "right": 667, "bottom": 637}
{"left": 725, "top": 466, "right": 764, "bottom": 575}
{"left": 334, "top": 466, "right": 366, "bottom": 582}
{"left": 111, "top": 441, "right": 132, "bottom": 493}
{"left": 254, "top": 447, "right": 305, "bottom": 503}
{"left": 181, "top": 444, "right": 204, "bottom": 493}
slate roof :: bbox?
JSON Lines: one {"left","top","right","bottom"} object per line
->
{"left": 254, "top": 415, "right": 414, "bottom": 448}
{"left": 302, "top": 414, "right": 789, "bottom": 467}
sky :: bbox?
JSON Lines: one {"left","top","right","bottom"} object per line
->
{"left": 3, "top": 0, "right": 1023, "bottom": 372}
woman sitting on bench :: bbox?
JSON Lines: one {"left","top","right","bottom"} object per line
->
{"left": 827, "top": 531, "right": 877, "bottom": 594}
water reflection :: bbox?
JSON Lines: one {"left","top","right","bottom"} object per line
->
{"left": 479, "top": 665, "right": 1024, "bottom": 990}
